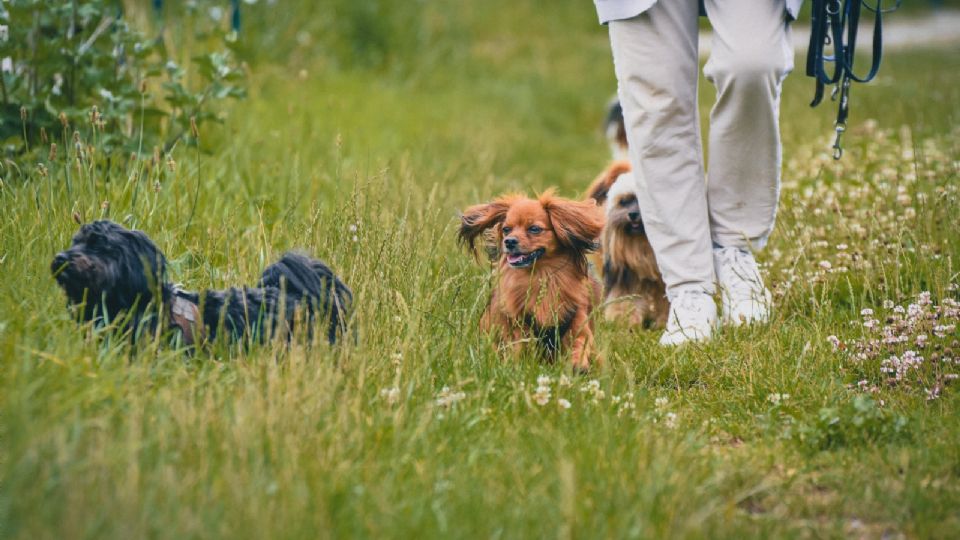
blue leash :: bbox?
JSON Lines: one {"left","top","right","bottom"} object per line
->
{"left": 806, "top": 0, "right": 901, "bottom": 159}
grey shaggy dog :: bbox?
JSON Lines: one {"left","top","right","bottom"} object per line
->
{"left": 51, "top": 220, "right": 352, "bottom": 347}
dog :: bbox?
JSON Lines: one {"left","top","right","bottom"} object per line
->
{"left": 51, "top": 220, "right": 352, "bottom": 347}
{"left": 459, "top": 190, "right": 604, "bottom": 371}
{"left": 586, "top": 160, "right": 669, "bottom": 328}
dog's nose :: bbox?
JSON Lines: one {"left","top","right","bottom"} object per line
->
{"left": 51, "top": 252, "right": 69, "bottom": 273}
{"left": 504, "top": 237, "right": 518, "bottom": 249}
{"left": 628, "top": 211, "right": 640, "bottom": 221}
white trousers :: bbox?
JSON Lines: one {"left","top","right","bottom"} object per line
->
{"left": 608, "top": 0, "right": 794, "bottom": 299}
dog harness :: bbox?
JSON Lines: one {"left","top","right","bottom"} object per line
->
{"left": 168, "top": 287, "right": 204, "bottom": 347}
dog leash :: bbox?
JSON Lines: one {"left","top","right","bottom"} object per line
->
{"left": 806, "top": 0, "right": 901, "bottom": 159}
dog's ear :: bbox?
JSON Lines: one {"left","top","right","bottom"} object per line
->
{"left": 585, "top": 159, "right": 632, "bottom": 206}
{"left": 481, "top": 224, "right": 502, "bottom": 262}
{"left": 125, "top": 228, "right": 168, "bottom": 282}
{"left": 541, "top": 192, "right": 604, "bottom": 257}
{"left": 458, "top": 195, "right": 520, "bottom": 257}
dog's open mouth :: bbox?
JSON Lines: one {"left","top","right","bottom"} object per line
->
{"left": 506, "top": 248, "right": 545, "bottom": 268}
{"left": 626, "top": 222, "right": 645, "bottom": 234}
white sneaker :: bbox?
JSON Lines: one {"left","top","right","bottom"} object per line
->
{"left": 659, "top": 290, "right": 717, "bottom": 346}
{"left": 713, "top": 247, "right": 772, "bottom": 326}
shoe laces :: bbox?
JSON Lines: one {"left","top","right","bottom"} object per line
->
{"left": 672, "top": 289, "right": 706, "bottom": 314}
{"left": 717, "top": 247, "right": 761, "bottom": 295}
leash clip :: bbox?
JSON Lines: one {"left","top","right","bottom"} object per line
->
{"left": 832, "top": 122, "right": 846, "bottom": 160}
{"left": 832, "top": 77, "right": 851, "bottom": 160}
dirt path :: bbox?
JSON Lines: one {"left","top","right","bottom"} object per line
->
{"left": 698, "top": 9, "right": 960, "bottom": 56}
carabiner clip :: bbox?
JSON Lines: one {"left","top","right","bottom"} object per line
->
{"left": 832, "top": 122, "right": 846, "bottom": 160}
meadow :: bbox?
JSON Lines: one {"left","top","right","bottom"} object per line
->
{"left": 2, "top": 2, "right": 959, "bottom": 538}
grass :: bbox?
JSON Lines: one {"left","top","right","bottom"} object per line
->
{"left": 2, "top": 3, "right": 960, "bottom": 538}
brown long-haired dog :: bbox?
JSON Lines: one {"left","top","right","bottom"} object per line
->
{"left": 586, "top": 160, "right": 669, "bottom": 328}
{"left": 459, "top": 191, "right": 604, "bottom": 371}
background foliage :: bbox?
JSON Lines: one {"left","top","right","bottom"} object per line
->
{"left": 0, "top": 0, "right": 244, "bottom": 164}
{"left": 1, "top": 1, "right": 959, "bottom": 538}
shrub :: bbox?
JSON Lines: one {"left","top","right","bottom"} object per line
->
{"left": 0, "top": 0, "right": 244, "bottom": 166}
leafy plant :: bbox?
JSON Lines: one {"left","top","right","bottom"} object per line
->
{"left": 783, "top": 395, "right": 910, "bottom": 451}
{"left": 0, "top": 0, "right": 244, "bottom": 165}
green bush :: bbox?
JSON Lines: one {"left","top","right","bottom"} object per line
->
{"left": 0, "top": 0, "right": 244, "bottom": 166}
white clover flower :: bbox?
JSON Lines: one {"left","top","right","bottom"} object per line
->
{"left": 580, "top": 380, "right": 601, "bottom": 393}
{"left": 379, "top": 387, "right": 400, "bottom": 405}
{"left": 766, "top": 393, "right": 790, "bottom": 405}
{"left": 536, "top": 375, "right": 553, "bottom": 387}
{"left": 579, "top": 380, "right": 605, "bottom": 403}
{"left": 654, "top": 397, "right": 669, "bottom": 409}
{"left": 827, "top": 335, "right": 841, "bottom": 350}
{"left": 558, "top": 374, "right": 572, "bottom": 387}
{"left": 861, "top": 308, "right": 874, "bottom": 317}
{"left": 435, "top": 386, "right": 466, "bottom": 407}
{"left": 533, "top": 384, "right": 551, "bottom": 406}
{"left": 902, "top": 350, "right": 923, "bottom": 365}
{"left": 663, "top": 412, "right": 678, "bottom": 429}
{"left": 933, "top": 324, "right": 955, "bottom": 338}
{"left": 880, "top": 355, "right": 899, "bottom": 375}
{"left": 557, "top": 398, "right": 571, "bottom": 410}
{"left": 819, "top": 260, "right": 832, "bottom": 270}
{"left": 882, "top": 300, "right": 895, "bottom": 309}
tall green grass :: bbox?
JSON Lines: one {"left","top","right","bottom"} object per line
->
{"left": 2, "top": 3, "right": 959, "bottom": 538}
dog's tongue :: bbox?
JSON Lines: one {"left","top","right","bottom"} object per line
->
{"left": 507, "top": 253, "right": 524, "bottom": 264}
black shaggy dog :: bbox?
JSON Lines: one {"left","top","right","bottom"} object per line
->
{"left": 51, "top": 220, "right": 352, "bottom": 347}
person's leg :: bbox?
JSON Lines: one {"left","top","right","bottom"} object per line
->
{"left": 608, "top": 1, "right": 717, "bottom": 344}
{"left": 702, "top": 0, "right": 793, "bottom": 325}
{"left": 608, "top": 0, "right": 714, "bottom": 300}
{"left": 702, "top": 0, "right": 793, "bottom": 250}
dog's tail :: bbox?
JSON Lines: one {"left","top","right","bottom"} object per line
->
{"left": 259, "top": 252, "right": 353, "bottom": 345}
{"left": 604, "top": 98, "right": 629, "bottom": 161}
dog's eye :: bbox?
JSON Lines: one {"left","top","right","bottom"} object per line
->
{"left": 502, "top": 226, "right": 512, "bottom": 234}
{"left": 528, "top": 225, "right": 542, "bottom": 235}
